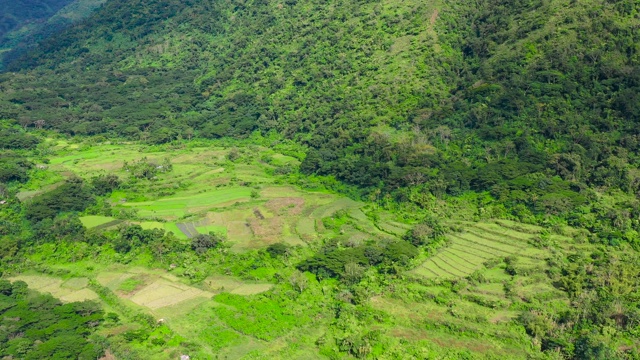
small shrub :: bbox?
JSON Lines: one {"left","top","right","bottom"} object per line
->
{"left": 266, "top": 243, "right": 288, "bottom": 257}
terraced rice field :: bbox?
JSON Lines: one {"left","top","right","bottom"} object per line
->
{"left": 41, "top": 141, "right": 409, "bottom": 251}
{"left": 310, "top": 198, "right": 361, "bottom": 218}
{"left": 95, "top": 269, "right": 272, "bottom": 311}
{"left": 413, "top": 220, "right": 547, "bottom": 280}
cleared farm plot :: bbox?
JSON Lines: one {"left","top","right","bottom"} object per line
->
{"left": 95, "top": 268, "right": 273, "bottom": 312}
{"left": 9, "top": 275, "right": 99, "bottom": 302}
{"left": 130, "top": 279, "right": 214, "bottom": 310}
{"left": 177, "top": 222, "right": 199, "bottom": 238}
{"left": 124, "top": 187, "right": 253, "bottom": 219}
{"left": 413, "top": 221, "right": 552, "bottom": 280}
{"left": 97, "top": 270, "right": 214, "bottom": 310}
{"left": 310, "top": 198, "right": 361, "bottom": 219}
{"left": 296, "top": 217, "right": 317, "bottom": 238}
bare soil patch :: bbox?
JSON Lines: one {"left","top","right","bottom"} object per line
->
{"left": 265, "top": 197, "right": 304, "bottom": 216}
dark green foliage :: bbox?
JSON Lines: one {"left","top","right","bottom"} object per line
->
{"left": 0, "top": 151, "right": 32, "bottom": 183}
{"left": 0, "top": 129, "right": 39, "bottom": 149}
{"left": 25, "top": 177, "right": 95, "bottom": 222}
{"left": 113, "top": 224, "right": 164, "bottom": 253}
{"left": 90, "top": 174, "right": 121, "bottom": 196}
{"left": 516, "top": 249, "right": 640, "bottom": 359}
{"left": 405, "top": 216, "right": 448, "bottom": 247}
{"left": 123, "top": 157, "right": 172, "bottom": 180}
{"left": 190, "top": 233, "right": 224, "bottom": 255}
{"left": 266, "top": 243, "right": 288, "bottom": 258}
{"left": 298, "top": 238, "right": 417, "bottom": 280}
{"left": 30, "top": 213, "right": 86, "bottom": 243}
{"left": 0, "top": 281, "right": 104, "bottom": 359}
{"left": 0, "top": 0, "right": 74, "bottom": 39}
{"left": 573, "top": 334, "right": 621, "bottom": 360}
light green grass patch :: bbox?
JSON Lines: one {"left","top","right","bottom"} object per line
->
{"left": 270, "top": 154, "right": 299, "bottom": 166}
{"left": 139, "top": 221, "right": 165, "bottom": 230}
{"left": 473, "top": 283, "right": 506, "bottom": 296}
{"left": 138, "top": 221, "right": 188, "bottom": 239}
{"left": 196, "top": 224, "right": 227, "bottom": 235}
{"left": 203, "top": 275, "right": 273, "bottom": 296}
{"left": 118, "top": 277, "right": 145, "bottom": 293}
{"left": 481, "top": 266, "right": 512, "bottom": 282}
{"left": 80, "top": 215, "right": 116, "bottom": 228}
{"left": 296, "top": 218, "right": 316, "bottom": 237}
{"left": 123, "top": 187, "right": 253, "bottom": 219}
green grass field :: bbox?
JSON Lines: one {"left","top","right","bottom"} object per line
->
{"left": 79, "top": 215, "right": 113, "bottom": 227}
{"left": 124, "top": 187, "right": 253, "bottom": 219}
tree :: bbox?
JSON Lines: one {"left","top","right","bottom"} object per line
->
{"left": 288, "top": 270, "right": 308, "bottom": 293}
{"left": 266, "top": 243, "right": 288, "bottom": 258}
{"left": 91, "top": 174, "right": 121, "bottom": 195}
{"left": 25, "top": 177, "right": 95, "bottom": 222}
{"left": 343, "top": 262, "right": 365, "bottom": 284}
{"left": 191, "top": 233, "right": 224, "bottom": 255}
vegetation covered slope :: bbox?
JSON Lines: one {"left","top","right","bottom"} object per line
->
{"left": 0, "top": 0, "right": 640, "bottom": 358}
{"left": 0, "top": 0, "right": 107, "bottom": 68}
{"left": 1, "top": 0, "right": 639, "bottom": 200}
{"left": 0, "top": 0, "right": 74, "bottom": 39}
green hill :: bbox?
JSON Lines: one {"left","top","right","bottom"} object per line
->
{"left": 0, "top": 0, "right": 106, "bottom": 68}
{"left": 1, "top": 0, "right": 638, "bottom": 197}
{"left": 1, "top": 0, "right": 640, "bottom": 358}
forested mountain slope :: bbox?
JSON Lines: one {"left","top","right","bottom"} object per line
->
{"left": 1, "top": 0, "right": 639, "bottom": 235}
{"left": 0, "top": 0, "right": 106, "bottom": 68}
{"left": 1, "top": 0, "right": 74, "bottom": 39}
{"left": 1, "top": 0, "right": 640, "bottom": 358}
